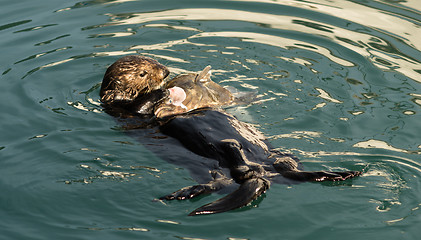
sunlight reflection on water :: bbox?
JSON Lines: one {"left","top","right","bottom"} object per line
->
{"left": 1, "top": 0, "right": 421, "bottom": 239}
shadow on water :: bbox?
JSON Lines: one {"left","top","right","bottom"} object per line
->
{"left": 1, "top": 0, "right": 421, "bottom": 239}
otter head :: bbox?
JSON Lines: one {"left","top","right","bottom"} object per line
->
{"left": 155, "top": 66, "right": 234, "bottom": 118}
{"left": 100, "top": 55, "right": 169, "bottom": 105}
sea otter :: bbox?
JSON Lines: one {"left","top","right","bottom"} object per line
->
{"left": 100, "top": 55, "right": 361, "bottom": 216}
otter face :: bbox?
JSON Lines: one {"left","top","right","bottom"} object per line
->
{"left": 100, "top": 55, "right": 169, "bottom": 104}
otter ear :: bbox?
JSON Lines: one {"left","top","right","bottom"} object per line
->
{"left": 195, "top": 65, "right": 212, "bottom": 83}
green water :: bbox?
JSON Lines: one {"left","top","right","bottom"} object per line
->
{"left": 1, "top": 0, "right": 421, "bottom": 239}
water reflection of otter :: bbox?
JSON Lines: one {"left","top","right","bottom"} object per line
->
{"left": 100, "top": 55, "right": 361, "bottom": 216}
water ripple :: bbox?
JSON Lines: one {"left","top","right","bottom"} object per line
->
{"left": 84, "top": 4, "right": 421, "bottom": 82}
{"left": 1, "top": 0, "right": 421, "bottom": 239}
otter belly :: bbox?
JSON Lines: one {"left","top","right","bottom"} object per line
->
{"left": 160, "top": 110, "right": 270, "bottom": 167}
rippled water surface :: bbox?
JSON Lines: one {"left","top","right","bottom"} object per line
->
{"left": 1, "top": 0, "right": 421, "bottom": 239}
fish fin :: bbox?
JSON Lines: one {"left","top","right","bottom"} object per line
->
{"left": 195, "top": 65, "right": 212, "bottom": 83}
{"left": 188, "top": 177, "right": 269, "bottom": 216}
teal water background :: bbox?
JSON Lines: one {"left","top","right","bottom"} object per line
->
{"left": 1, "top": 0, "right": 421, "bottom": 239}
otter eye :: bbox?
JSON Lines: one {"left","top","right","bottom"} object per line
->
{"left": 139, "top": 71, "right": 148, "bottom": 77}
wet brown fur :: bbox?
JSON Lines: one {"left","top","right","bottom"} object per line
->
{"left": 100, "top": 55, "right": 169, "bottom": 105}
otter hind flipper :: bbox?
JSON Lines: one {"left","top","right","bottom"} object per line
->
{"left": 282, "top": 170, "right": 361, "bottom": 182}
{"left": 188, "top": 177, "right": 269, "bottom": 216}
{"left": 160, "top": 172, "right": 234, "bottom": 200}
{"left": 273, "top": 155, "right": 361, "bottom": 182}
{"left": 160, "top": 184, "right": 213, "bottom": 200}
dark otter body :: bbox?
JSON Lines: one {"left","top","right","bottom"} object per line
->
{"left": 100, "top": 55, "right": 361, "bottom": 216}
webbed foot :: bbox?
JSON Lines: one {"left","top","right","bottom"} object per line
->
{"left": 188, "top": 177, "right": 269, "bottom": 216}
{"left": 273, "top": 155, "right": 361, "bottom": 182}
{"left": 160, "top": 172, "right": 234, "bottom": 201}
{"left": 160, "top": 184, "right": 211, "bottom": 200}
{"left": 282, "top": 170, "right": 361, "bottom": 182}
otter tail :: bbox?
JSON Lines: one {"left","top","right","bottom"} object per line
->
{"left": 188, "top": 177, "right": 270, "bottom": 216}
